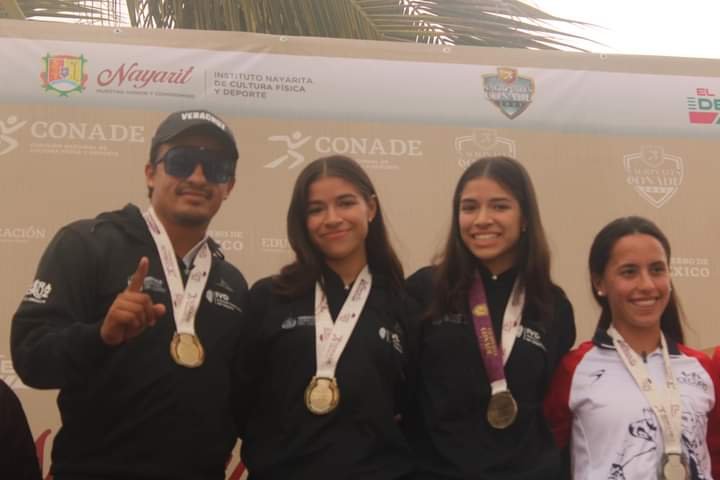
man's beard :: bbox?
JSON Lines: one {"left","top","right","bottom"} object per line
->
{"left": 173, "top": 210, "right": 211, "bottom": 227}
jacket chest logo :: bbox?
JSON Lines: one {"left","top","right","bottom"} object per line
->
{"left": 281, "top": 315, "right": 315, "bottom": 329}
{"left": 518, "top": 325, "right": 546, "bottom": 351}
{"left": 141, "top": 276, "right": 167, "bottom": 294}
{"left": 205, "top": 289, "right": 242, "bottom": 313}
{"left": 378, "top": 326, "right": 403, "bottom": 354}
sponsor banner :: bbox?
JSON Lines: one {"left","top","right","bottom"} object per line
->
{"left": 0, "top": 36, "right": 719, "bottom": 136}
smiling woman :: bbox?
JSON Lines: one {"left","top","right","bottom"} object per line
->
{"left": 404, "top": 155, "right": 576, "bottom": 479}
{"left": 545, "top": 216, "right": 720, "bottom": 480}
{"left": 305, "top": 175, "right": 377, "bottom": 282}
{"left": 239, "top": 155, "right": 418, "bottom": 480}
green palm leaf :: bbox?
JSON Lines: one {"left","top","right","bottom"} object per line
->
{"left": 15, "top": 0, "right": 125, "bottom": 23}
{"left": 14, "top": 0, "right": 594, "bottom": 51}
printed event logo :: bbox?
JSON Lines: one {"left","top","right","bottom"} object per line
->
{"left": 624, "top": 146, "right": 684, "bottom": 209}
{"left": 265, "top": 131, "right": 422, "bottom": 170}
{"left": 1, "top": 114, "right": 143, "bottom": 158}
{"left": 41, "top": 54, "right": 88, "bottom": 97}
{"left": 266, "top": 131, "right": 312, "bottom": 168}
{"left": 483, "top": 67, "right": 535, "bottom": 120}
{"left": 454, "top": 129, "right": 516, "bottom": 168}
{"left": 0, "top": 114, "right": 27, "bottom": 156}
{"left": 96, "top": 63, "right": 194, "bottom": 89}
{"left": 687, "top": 87, "right": 720, "bottom": 124}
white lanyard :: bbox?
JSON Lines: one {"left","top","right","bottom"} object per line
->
{"left": 608, "top": 326, "right": 683, "bottom": 456}
{"left": 142, "top": 207, "right": 211, "bottom": 336}
{"left": 314, "top": 266, "right": 372, "bottom": 378}
{"left": 500, "top": 279, "right": 525, "bottom": 365}
{"left": 491, "top": 279, "right": 524, "bottom": 394}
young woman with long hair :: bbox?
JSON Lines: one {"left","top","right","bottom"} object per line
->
{"left": 240, "top": 155, "right": 415, "bottom": 480}
{"left": 406, "top": 155, "right": 575, "bottom": 479}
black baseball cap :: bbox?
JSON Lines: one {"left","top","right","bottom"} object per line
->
{"left": 150, "top": 109, "right": 239, "bottom": 163}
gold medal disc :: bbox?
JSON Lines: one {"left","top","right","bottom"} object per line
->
{"left": 662, "top": 454, "right": 688, "bottom": 480}
{"left": 170, "top": 333, "right": 205, "bottom": 368}
{"left": 304, "top": 376, "right": 340, "bottom": 415}
{"left": 487, "top": 390, "right": 518, "bottom": 429}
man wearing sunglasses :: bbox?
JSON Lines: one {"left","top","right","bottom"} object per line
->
{"left": 11, "top": 110, "right": 250, "bottom": 480}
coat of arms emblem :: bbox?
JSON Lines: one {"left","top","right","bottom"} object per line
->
{"left": 41, "top": 54, "right": 88, "bottom": 97}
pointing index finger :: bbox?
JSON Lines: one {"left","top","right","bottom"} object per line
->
{"left": 127, "top": 256, "right": 149, "bottom": 292}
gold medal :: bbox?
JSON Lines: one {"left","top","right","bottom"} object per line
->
{"left": 170, "top": 333, "right": 205, "bottom": 368}
{"left": 487, "top": 390, "right": 518, "bottom": 429}
{"left": 304, "top": 376, "right": 340, "bottom": 415}
{"left": 662, "top": 454, "right": 688, "bottom": 480}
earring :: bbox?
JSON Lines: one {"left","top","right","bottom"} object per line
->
{"left": 597, "top": 290, "right": 605, "bottom": 297}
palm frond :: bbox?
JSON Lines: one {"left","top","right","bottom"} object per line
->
{"left": 129, "top": 0, "right": 594, "bottom": 51}
{"left": 14, "top": 0, "right": 596, "bottom": 51}
{"left": 16, "top": 0, "right": 125, "bottom": 24}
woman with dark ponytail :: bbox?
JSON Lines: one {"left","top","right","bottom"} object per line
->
{"left": 545, "top": 216, "right": 720, "bottom": 479}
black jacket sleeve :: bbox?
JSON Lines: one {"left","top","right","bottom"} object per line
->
{"left": 11, "top": 225, "right": 114, "bottom": 390}
{"left": 0, "top": 380, "right": 42, "bottom": 480}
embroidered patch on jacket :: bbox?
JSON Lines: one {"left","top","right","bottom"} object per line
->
{"left": 281, "top": 315, "right": 315, "bottom": 329}
{"left": 23, "top": 279, "right": 52, "bottom": 304}
{"left": 205, "top": 289, "right": 242, "bottom": 312}
{"left": 518, "top": 326, "right": 547, "bottom": 351}
{"left": 142, "top": 276, "right": 167, "bottom": 294}
{"left": 378, "top": 326, "right": 404, "bottom": 354}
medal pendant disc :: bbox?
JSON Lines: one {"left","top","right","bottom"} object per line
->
{"left": 662, "top": 454, "right": 687, "bottom": 480}
{"left": 304, "top": 376, "right": 340, "bottom": 415}
{"left": 170, "top": 333, "right": 205, "bottom": 368}
{"left": 487, "top": 390, "right": 518, "bottom": 429}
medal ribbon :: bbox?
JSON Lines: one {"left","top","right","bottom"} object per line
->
{"left": 468, "top": 273, "right": 525, "bottom": 396}
{"left": 143, "top": 207, "right": 211, "bottom": 336}
{"left": 607, "top": 326, "right": 683, "bottom": 457}
{"left": 314, "top": 266, "right": 372, "bottom": 378}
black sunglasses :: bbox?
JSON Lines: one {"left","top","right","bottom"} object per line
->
{"left": 157, "top": 146, "right": 235, "bottom": 184}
